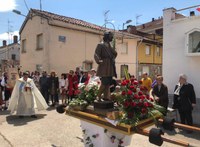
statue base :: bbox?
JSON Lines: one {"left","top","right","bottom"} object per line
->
{"left": 93, "top": 100, "right": 114, "bottom": 109}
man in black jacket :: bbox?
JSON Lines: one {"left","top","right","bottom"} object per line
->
{"left": 39, "top": 71, "right": 49, "bottom": 105}
{"left": 152, "top": 76, "right": 168, "bottom": 111}
{"left": 173, "top": 74, "right": 196, "bottom": 127}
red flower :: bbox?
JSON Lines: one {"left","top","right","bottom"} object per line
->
{"left": 138, "top": 91, "right": 143, "bottom": 96}
{"left": 121, "top": 81, "right": 127, "bottom": 86}
{"left": 146, "top": 95, "right": 150, "bottom": 99}
{"left": 131, "top": 102, "right": 136, "bottom": 107}
{"left": 129, "top": 85, "right": 135, "bottom": 89}
{"left": 127, "top": 90, "right": 132, "bottom": 95}
{"left": 137, "top": 102, "right": 143, "bottom": 106}
{"left": 139, "top": 95, "right": 145, "bottom": 100}
{"left": 143, "top": 102, "right": 149, "bottom": 107}
{"left": 133, "top": 94, "right": 139, "bottom": 99}
{"left": 121, "top": 91, "right": 126, "bottom": 95}
{"left": 123, "top": 101, "right": 130, "bottom": 107}
{"left": 139, "top": 80, "right": 142, "bottom": 84}
{"left": 141, "top": 108, "right": 147, "bottom": 114}
{"left": 133, "top": 81, "right": 138, "bottom": 85}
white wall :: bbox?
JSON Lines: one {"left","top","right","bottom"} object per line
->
{"left": 163, "top": 8, "right": 200, "bottom": 98}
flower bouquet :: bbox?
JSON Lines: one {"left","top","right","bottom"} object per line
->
{"left": 69, "top": 99, "right": 88, "bottom": 111}
{"left": 113, "top": 78, "right": 166, "bottom": 126}
{"left": 77, "top": 81, "right": 99, "bottom": 104}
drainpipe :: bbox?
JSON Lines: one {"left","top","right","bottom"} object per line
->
{"left": 136, "top": 37, "right": 143, "bottom": 80}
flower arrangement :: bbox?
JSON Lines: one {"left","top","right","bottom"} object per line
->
{"left": 114, "top": 78, "right": 166, "bottom": 126}
{"left": 77, "top": 81, "right": 99, "bottom": 104}
{"left": 69, "top": 99, "right": 88, "bottom": 111}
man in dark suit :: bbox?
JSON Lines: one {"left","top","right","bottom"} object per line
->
{"left": 152, "top": 76, "right": 169, "bottom": 111}
{"left": 173, "top": 74, "right": 196, "bottom": 127}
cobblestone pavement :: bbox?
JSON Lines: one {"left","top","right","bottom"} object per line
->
{"left": 0, "top": 107, "right": 200, "bottom": 147}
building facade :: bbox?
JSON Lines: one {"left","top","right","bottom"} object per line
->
{"left": 163, "top": 7, "right": 200, "bottom": 124}
{"left": 20, "top": 9, "right": 143, "bottom": 78}
{"left": 0, "top": 36, "right": 20, "bottom": 73}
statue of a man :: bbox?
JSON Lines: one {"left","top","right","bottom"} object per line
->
{"left": 94, "top": 31, "right": 117, "bottom": 101}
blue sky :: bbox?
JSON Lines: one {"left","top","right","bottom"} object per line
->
{"left": 0, "top": 0, "right": 200, "bottom": 45}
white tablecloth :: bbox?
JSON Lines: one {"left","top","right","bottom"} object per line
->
{"left": 80, "top": 120, "right": 132, "bottom": 147}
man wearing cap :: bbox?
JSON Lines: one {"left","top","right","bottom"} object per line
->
{"left": 173, "top": 74, "right": 196, "bottom": 130}
{"left": 8, "top": 72, "right": 48, "bottom": 118}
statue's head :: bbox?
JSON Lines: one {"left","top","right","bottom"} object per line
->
{"left": 103, "top": 31, "right": 113, "bottom": 42}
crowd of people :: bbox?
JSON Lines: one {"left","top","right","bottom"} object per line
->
{"left": 0, "top": 68, "right": 101, "bottom": 111}
{"left": 141, "top": 72, "right": 196, "bottom": 131}
{"left": 0, "top": 68, "right": 197, "bottom": 130}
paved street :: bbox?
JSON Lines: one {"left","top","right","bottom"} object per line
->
{"left": 0, "top": 107, "right": 200, "bottom": 147}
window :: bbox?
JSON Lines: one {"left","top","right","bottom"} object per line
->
{"left": 82, "top": 60, "right": 93, "bottom": 71}
{"left": 36, "top": 33, "right": 43, "bottom": 50}
{"left": 156, "top": 46, "right": 160, "bottom": 56}
{"left": 36, "top": 64, "right": 43, "bottom": 72}
{"left": 188, "top": 31, "right": 200, "bottom": 53}
{"left": 120, "top": 64, "right": 128, "bottom": 79}
{"left": 120, "top": 42, "right": 128, "bottom": 54}
{"left": 11, "top": 54, "right": 16, "bottom": 60}
{"left": 58, "top": 36, "right": 66, "bottom": 42}
{"left": 145, "top": 45, "right": 151, "bottom": 55}
{"left": 21, "top": 39, "right": 26, "bottom": 53}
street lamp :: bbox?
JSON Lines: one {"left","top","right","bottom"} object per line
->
{"left": 123, "top": 19, "right": 132, "bottom": 30}
{"left": 122, "top": 19, "right": 132, "bottom": 43}
{"left": 12, "top": 9, "right": 27, "bottom": 17}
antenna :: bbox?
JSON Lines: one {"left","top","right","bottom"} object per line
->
{"left": 136, "top": 14, "right": 142, "bottom": 25}
{"left": 104, "top": 10, "right": 110, "bottom": 27}
{"left": 24, "top": 0, "right": 29, "bottom": 11}
{"left": 7, "top": 19, "right": 13, "bottom": 44}
{"left": 40, "top": 0, "right": 42, "bottom": 11}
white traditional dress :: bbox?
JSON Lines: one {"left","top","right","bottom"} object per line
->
{"left": 8, "top": 77, "right": 48, "bottom": 116}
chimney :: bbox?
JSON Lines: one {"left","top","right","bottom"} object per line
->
{"left": 13, "top": 35, "right": 18, "bottom": 43}
{"left": 152, "top": 18, "right": 155, "bottom": 21}
{"left": 190, "top": 11, "right": 195, "bottom": 16}
{"left": 3, "top": 40, "right": 7, "bottom": 46}
{"left": 127, "top": 25, "right": 137, "bottom": 34}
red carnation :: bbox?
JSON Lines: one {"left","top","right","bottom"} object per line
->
{"left": 143, "top": 102, "right": 149, "bottom": 107}
{"left": 139, "top": 95, "right": 145, "bottom": 100}
{"left": 131, "top": 102, "right": 137, "bottom": 107}
{"left": 127, "top": 90, "right": 132, "bottom": 95}
{"left": 137, "top": 102, "right": 143, "bottom": 106}
{"left": 134, "top": 94, "right": 139, "bottom": 99}
{"left": 141, "top": 108, "right": 147, "bottom": 114}
{"left": 132, "top": 88, "right": 137, "bottom": 92}
{"left": 125, "top": 79, "right": 130, "bottom": 83}
{"left": 133, "top": 81, "right": 138, "bottom": 85}
{"left": 121, "top": 91, "right": 126, "bottom": 95}
{"left": 138, "top": 91, "right": 143, "bottom": 96}
{"left": 121, "top": 81, "right": 127, "bottom": 86}
{"left": 129, "top": 85, "right": 135, "bottom": 89}
{"left": 146, "top": 95, "right": 150, "bottom": 99}
{"left": 123, "top": 101, "right": 129, "bottom": 107}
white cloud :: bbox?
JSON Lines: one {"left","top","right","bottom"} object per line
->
{"left": 0, "top": 0, "right": 17, "bottom": 12}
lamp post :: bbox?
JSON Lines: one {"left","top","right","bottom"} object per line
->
{"left": 122, "top": 19, "right": 132, "bottom": 43}
{"left": 12, "top": 9, "right": 27, "bottom": 17}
